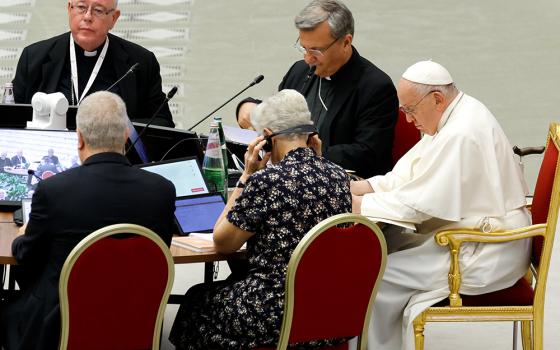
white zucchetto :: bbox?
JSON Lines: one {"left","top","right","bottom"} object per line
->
{"left": 402, "top": 60, "right": 453, "bottom": 85}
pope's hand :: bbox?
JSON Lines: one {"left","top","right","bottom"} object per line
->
{"left": 352, "top": 194, "right": 363, "bottom": 214}
{"left": 350, "top": 180, "right": 374, "bottom": 195}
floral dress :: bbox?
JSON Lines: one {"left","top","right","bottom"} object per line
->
{"left": 170, "top": 147, "right": 351, "bottom": 349}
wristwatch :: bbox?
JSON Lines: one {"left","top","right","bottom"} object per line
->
{"left": 235, "top": 179, "right": 246, "bottom": 189}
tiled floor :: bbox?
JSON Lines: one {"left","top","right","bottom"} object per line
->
{"left": 1, "top": 1, "right": 558, "bottom": 349}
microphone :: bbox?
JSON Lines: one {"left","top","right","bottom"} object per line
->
{"left": 250, "top": 74, "right": 264, "bottom": 86}
{"left": 27, "top": 169, "right": 42, "bottom": 182}
{"left": 188, "top": 74, "right": 265, "bottom": 131}
{"left": 106, "top": 62, "right": 140, "bottom": 92}
{"left": 125, "top": 86, "right": 179, "bottom": 155}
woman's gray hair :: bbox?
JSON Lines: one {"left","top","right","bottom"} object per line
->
{"left": 251, "top": 89, "right": 313, "bottom": 138}
{"left": 295, "top": 0, "right": 354, "bottom": 38}
{"left": 76, "top": 91, "right": 129, "bottom": 152}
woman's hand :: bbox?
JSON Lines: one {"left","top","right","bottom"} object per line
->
{"left": 242, "top": 136, "right": 270, "bottom": 181}
{"left": 307, "top": 134, "right": 322, "bottom": 156}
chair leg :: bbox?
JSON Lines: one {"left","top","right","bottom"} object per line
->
{"left": 533, "top": 315, "right": 543, "bottom": 350}
{"left": 413, "top": 314, "right": 426, "bottom": 350}
{"left": 513, "top": 321, "right": 518, "bottom": 350}
{"left": 521, "top": 321, "right": 532, "bottom": 350}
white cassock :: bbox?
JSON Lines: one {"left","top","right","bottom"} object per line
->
{"left": 353, "top": 92, "right": 531, "bottom": 350}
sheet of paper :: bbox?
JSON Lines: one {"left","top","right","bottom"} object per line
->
{"left": 223, "top": 125, "right": 258, "bottom": 145}
{"left": 190, "top": 232, "right": 247, "bottom": 250}
{"left": 365, "top": 217, "right": 417, "bottom": 231}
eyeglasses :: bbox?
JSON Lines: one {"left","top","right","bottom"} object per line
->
{"left": 293, "top": 37, "right": 340, "bottom": 57}
{"left": 399, "top": 90, "right": 439, "bottom": 115}
{"left": 70, "top": 2, "right": 115, "bottom": 18}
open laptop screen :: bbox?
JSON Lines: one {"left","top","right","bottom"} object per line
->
{"left": 138, "top": 157, "right": 209, "bottom": 197}
{"left": 174, "top": 194, "right": 226, "bottom": 234}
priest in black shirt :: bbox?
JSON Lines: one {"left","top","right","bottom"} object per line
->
{"left": 236, "top": 0, "right": 398, "bottom": 178}
{"left": 12, "top": 0, "right": 174, "bottom": 127}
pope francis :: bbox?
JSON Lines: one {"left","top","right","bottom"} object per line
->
{"left": 351, "top": 61, "right": 531, "bottom": 350}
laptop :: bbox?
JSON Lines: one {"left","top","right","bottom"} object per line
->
{"left": 137, "top": 157, "right": 209, "bottom": 197}
{"left": 174, "top": 193, "right": 226, "bottom": 235}
{"left": 137, "top": 156, "right": 226, "bottom": 235}
{"left": 128, "top": 122, "right": 203, "bottom": 165}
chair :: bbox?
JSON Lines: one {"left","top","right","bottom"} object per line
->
{"left": 254, "top": 213, "right": 387, "bottom": 350}
{"left": 412, "top": 122, "right": 560, "bottom": 350}
{"left": 392, "top": 109, "right": 422, "bottom": 166}
{"left": 58, "top": 224, "right": 174, "bottom": 350}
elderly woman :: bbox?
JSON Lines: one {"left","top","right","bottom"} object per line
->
{"left": 169, "top": 89, "right": 351, "bottom": 349}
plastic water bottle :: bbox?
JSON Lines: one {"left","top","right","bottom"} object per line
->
{"left": 202, "top": 121, "right": 227, "bottom": 198}
{"left": 2, "top": 83, "right": 14, "bottom": 104}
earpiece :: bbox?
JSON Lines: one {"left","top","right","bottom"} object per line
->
{"left": 262, "top": 124, "right": 317, "bottom": 152}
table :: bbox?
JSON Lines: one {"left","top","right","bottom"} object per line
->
{"left": 3, "top": 167, "right": 28, "bottom": 176}
{"left": 0, "top": 212, "right": 244, "bottom": 286}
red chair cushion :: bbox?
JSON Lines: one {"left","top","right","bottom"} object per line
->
{"left": 434, "top": 277, "right": 534, "bottom": 307}
{"left": 65, "top": 235, "right": 168, "bottom": 350}
{"left": 530, "top": 140, "right": 559, "bottom": 265}
{"left": 392, "top": 110, "right": 421, "bottom": 166}
{"left": 288, "top": 224, "right": 383, "bottom": 343}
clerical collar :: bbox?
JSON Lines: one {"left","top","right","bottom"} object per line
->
{"left": 74, "top": 41, "right": 106, "bottom": 58}
{"left": 84, "top": 50, "right": 97, "bottom": 57}
{"left": 69, "top": 34, "right": 110, "bottom": 105}
{"left": 437, "top": 91, "right": 464, "bottom": 133}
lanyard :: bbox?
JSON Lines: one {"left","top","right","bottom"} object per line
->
{"left": 69, "top": 33, "right": 109, "bottom": 105}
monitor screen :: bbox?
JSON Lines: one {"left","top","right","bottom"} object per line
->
{"left": 0, "top": 103, "right": 34, "bottom": 128}
{"left": 128, "top": 122, "right": 204, "bottom": 165}
{"left": 0, "top": 128, "right": 79, "bottom": 208}
{"left": 138, "top": 157, "right": 209, "bottom": 197}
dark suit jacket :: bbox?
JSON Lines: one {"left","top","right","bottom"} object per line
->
{"left": 10, "top": 155, "right": 26, "bottom": 168}
{"left": 278, "top": 47, "right": 398, "bottom": 178}
{"left": 0, "top": 157, "right": 11, "bottom": 169}
{"left": 12, "top": 32, "right": 174, "bottom": 127}
{"left": 0, "top": 152, "right": 176, "bottom": 350}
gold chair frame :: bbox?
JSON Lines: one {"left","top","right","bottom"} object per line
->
{"left": 413, "top": 122, "right": 560, "bottom": 350}
{"left": 276, "top": 213, "right": 387, "bottom": 350}
{"left": 58, "top": 224, "right": 175, "bottom": 350}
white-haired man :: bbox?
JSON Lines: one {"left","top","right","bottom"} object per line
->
{"left": 0, "top": 91, "right": 176, "bottom": 350}
{"left": 351, "top": 61, "right": 531, "bottom": 349}
{"left": 12, "top": 0, "right": 173, "bottom": 127}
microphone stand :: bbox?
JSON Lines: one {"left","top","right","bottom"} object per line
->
{"left": 188, "top": 75, "right": 264, "bottom": 131}
{"left": 125, "top": 86, "right": 178, "bottom": 155}
{"left": 106, "top": 63, "right": 139, "bottom": 92}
